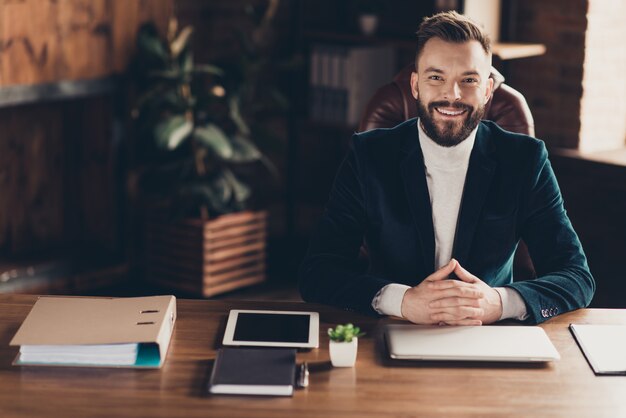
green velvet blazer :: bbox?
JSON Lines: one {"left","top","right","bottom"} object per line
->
{"left": 299, "top": 119, "right": 595, "bottom": 324}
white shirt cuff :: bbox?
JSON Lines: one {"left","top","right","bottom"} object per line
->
{"left": 494, "top": 287, "right": 529, "bottom": 321}
{"left": 372, "top": 284, "right": 411, "bottom": 317}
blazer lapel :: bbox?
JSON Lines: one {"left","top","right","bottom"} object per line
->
{"left": 400, "top": 123, "right": 435, "bottom": 274}
{"left": 452, "top": 123, "right": 497, "bottom": 267}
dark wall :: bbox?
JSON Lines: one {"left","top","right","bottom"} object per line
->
{"left": 551, "top": 154, "right": 626, "bottom": 308}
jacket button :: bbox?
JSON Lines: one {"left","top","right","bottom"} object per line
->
{"left": 541, "top": 309, "right": 547, "bottom": 317}
{"left": 554, "top": 307, "right": 559, "bottom": 315}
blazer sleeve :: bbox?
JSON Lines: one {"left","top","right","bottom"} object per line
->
{"left": 505, "top": 141, "right": 595, "bottom": 324}
{"left": 298, "top": 137, "right": 392, "bottom": 315}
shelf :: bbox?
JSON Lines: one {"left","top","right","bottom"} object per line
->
{"left": 0, "top": 253, "right": 128, "bottom": 294}
{"left": 551, "top": 146, "right": 626, "bottom": 169}
{"left": 0, "top": 76, "right": 119, "bottom": 109}
{"left": 492, "top": 42, "right": 546, "bottom": 60}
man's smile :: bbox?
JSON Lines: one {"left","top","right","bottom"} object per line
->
{"left": 434, "top": 107, "right": 467, "bottom": 117}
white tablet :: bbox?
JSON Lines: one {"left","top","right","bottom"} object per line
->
{"left": 222, "top": 310, "right": 319, "bottom": 348}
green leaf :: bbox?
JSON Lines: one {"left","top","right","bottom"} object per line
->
{"left": 211, "top": 174, "right": 233, "bottom": 208}
{"left": 178, "top": 181, "right": 230, "bottom": 216}
{"left": 230, "top": 134, "right": 261, "bottom": 162}
{"left": 148, "top": 69, "right": 184, "bottom": 81}
{"left": 147, "top": 65, "right": 222, "bottom": 85}
{"left": 193, "top": 124, "right": 233, "bottom": 159}
{"left": 170, "top": 26, "right": 194, "bottom": 58}
{"left": 180, "top": 49, "right": 194, "bottom": 73}
{"left": 133, "top": 84, "right": 168, "bottom": 115}
{"left": 222, "top": 167, "right": 251, "bottom": 205}
{"left": 154, "top": 115, "right": 193, "bottom": 150}
{"left": 137, "top": 27, "right": 169, "bottom": 66}
{"left": 139, "top": 88, "right": 190, "bottom": 115}
{"left": 193, "top": 64, "right": 224, "bottom": 76}
{"left": 328, "top": 323, "right": 365, "bottom": 342}
{"left": 228, "top": 96, "right": 251, "bottom": 136}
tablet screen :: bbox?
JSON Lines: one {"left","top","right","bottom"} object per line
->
{"left": 233, "top": 313, "right": 310, "bottom": 343}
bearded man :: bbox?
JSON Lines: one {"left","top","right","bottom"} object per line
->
{"left": 298, "top": 11, "right": 594, "bottom": 325}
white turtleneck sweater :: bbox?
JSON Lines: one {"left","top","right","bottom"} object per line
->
{"left": 371, "top": 120, "right": 528, "bottom": 321}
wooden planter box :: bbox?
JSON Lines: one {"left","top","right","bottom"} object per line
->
{"left": 145, "top": 210, "right": 267, "bottom": 297}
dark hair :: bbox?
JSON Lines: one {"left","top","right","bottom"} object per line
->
{"left": 415, "top": 11, "right": 491, "bottom": 64}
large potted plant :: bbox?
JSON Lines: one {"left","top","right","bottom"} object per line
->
{"left": 130, "top": 8, "right": 284, "bottom": 297}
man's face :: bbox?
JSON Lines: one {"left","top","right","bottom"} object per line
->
{"left": 410, "top": 38, "right": 494, "bottom": 147}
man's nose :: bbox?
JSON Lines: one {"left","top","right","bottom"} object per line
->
{"left": 443, "top": 82, "right": 462, "bottom": 101}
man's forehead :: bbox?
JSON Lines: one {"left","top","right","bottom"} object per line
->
{"left": 417, "top": 38, "right": 491, "bottom": 72}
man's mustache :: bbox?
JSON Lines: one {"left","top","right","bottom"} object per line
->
{"left": 428, "top": 101, "right": 473, "bottom": 112}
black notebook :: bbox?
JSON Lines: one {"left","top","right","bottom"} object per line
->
{"left": 208, "top": 347, "right": 297, "bottom": 396}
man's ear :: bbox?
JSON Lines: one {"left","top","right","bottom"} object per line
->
{"left": 410, "top": 71, "right": 419, "bottom": 100}
{"left": 484, "top": 77, "right": 494, "bottom": 103}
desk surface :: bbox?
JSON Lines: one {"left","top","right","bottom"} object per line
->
{"left": 0, "top": 295, "right": 625, "bottom": 418}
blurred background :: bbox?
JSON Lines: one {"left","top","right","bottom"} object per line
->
{"left": 0, "top": 0, "right": 624, "bottom": 308}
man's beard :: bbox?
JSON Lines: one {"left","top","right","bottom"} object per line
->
{"left": 416, "top": 98, "right": 485, "bottom": 147}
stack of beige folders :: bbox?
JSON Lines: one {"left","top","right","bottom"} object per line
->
{"left": 10, "top": 295, "right": 176, "bottom": 368}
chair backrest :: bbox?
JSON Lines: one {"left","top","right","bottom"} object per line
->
{"left": 359, "top": 64, "right": 537, "bottom": 280}
{"left": 359, "top": 65, "right": 535, "bottom": 136}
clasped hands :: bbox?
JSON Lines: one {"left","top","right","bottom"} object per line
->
{"left": 401, "top": 259, "right": 503, "bottom": 326}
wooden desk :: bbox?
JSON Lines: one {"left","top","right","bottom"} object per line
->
{"left": 0, "top": 295, "right": 625, "bottom": 417}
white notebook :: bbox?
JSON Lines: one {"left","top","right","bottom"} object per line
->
{"left": 570, "top": 324, "right": 626, "bottom": 375}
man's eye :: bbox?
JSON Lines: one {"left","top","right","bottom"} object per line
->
{"left": 429, "top": 75, "right": 443, "bottom": 81}
{"left": 463, "top": 78, "right": 478, "bottom": 83}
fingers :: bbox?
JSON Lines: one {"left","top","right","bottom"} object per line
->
{"left": 430, "top": 307, "right": 484, "bottom": 322}
{"left": 429, "top": 297, "right": 481, "bottom": 309}
{"left": 425, "top": 259, "right": 457, "bottom": 282}
{"left": 428, "top": 279, "right": 478, "bottom": 291}
{"left": 429, "top": 286, "right": 484, "bottom": 300}
{"left": 454, "top": 263, "right": 480, "bottom": 284}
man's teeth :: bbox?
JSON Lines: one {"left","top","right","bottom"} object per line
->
{"left": 436, "top": 108, "right": 465, "bottom": 116}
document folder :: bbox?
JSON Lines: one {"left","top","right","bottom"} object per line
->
{"left": 10, "top": 295, "right": 176, "bottom": 368}
{"left": 570, "top": 324, "right": 626, "bottom": 375}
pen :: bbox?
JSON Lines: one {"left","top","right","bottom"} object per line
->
{"left": 297, "top": 362, "right": 309, "bottom": 388}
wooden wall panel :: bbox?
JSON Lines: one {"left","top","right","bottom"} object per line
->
{"left": 0, "top": 97, "right": 121, "bottom": 257}
{"left": 0, "top": 0, "right": 174, "bottom": 257}
{"left": 0, "top": 0, "right": 173, "bottom": 87}
{"left": 76, "top": 97, "right": 118, "bottom": 253}
{"left": 0, "top": 104, "right": 65, "bottom": 255}
{"left": 0, "top": 0, "right": 60, "bottom": 85}
{"left": 56, "top": 0, "right": 113, "bottom": 81}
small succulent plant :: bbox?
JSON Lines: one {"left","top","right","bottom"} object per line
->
{"left": 328, "top": 323, "right": 365, "bottom": 343}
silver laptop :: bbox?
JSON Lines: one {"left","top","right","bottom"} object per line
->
{"left": 385, "top": 324, "right": 560, "bottom": 362}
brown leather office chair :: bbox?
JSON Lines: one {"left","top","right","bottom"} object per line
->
{"left": 359, "top": 65, "right": 537, "bottom": 280}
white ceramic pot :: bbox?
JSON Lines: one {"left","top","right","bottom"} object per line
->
{"left": 329, "top": 338, "right": 358, "bottom": 367}
{"left": 358, "top": 14, "right": 379, "bottom": 36}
